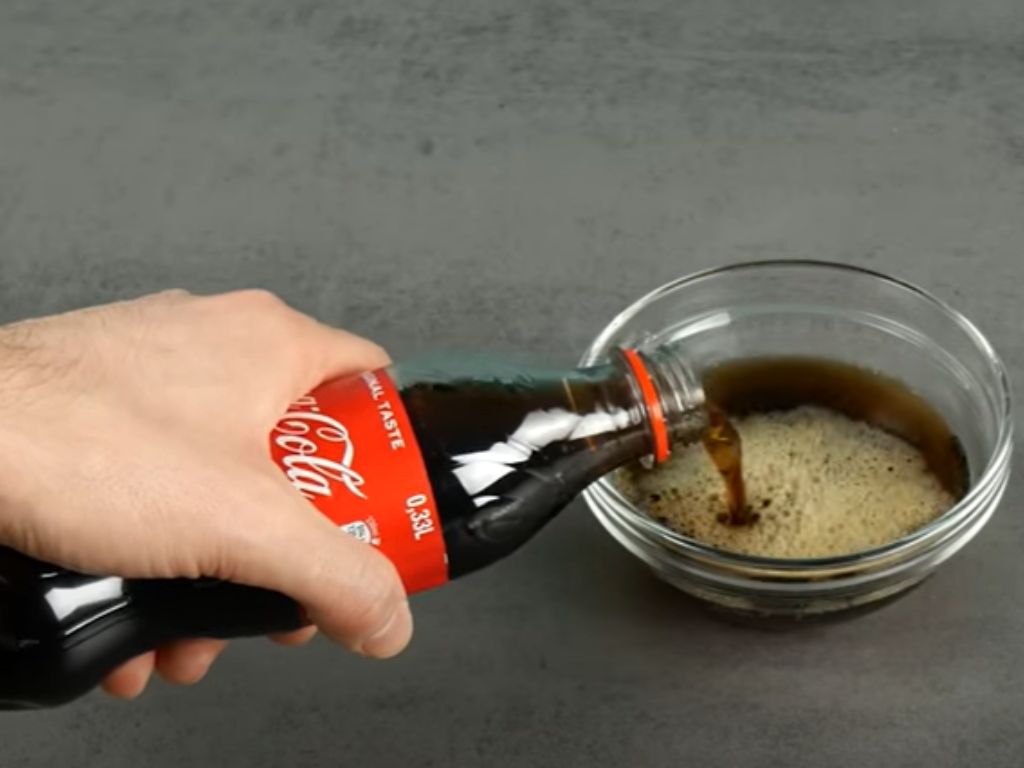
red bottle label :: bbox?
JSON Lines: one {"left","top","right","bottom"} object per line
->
{"left": 269, "top": 369, "right": 448, "bottom": 594}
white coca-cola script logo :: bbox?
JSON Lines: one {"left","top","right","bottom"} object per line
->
{"left": 273, "top": 395, "right": 368, "bottom": 501}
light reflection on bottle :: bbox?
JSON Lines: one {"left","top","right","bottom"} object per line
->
{"left": 44, "top": 577, "right": 128, "bottom": 635}
{"left": 449, "top": 405, "right": 632, "bottom": 499}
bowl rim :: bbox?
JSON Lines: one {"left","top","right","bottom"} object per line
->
{"left": 579, "top": 259, "right": 1015, "bottom": 571}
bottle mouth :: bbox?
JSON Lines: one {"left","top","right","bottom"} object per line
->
{"left": 619, "top": 348, "right": 672, "bottom": 464}
{"left": 616, "top": 346, "right": 708, "bottom": 465}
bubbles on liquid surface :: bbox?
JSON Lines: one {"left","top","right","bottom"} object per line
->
{"left": 617, "top": 406, "right": 957, "bottom": 559}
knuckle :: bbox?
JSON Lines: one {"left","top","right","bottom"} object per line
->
{"left": 203, "top": 290, "right": 305, "bottom": 364}
{"left": 225, "top": 289, "right": 289, "bottom": 314}
{"left": 220, "top": 290, "right": 303, "bottom": 342}
{"left": 151, "top": 288, "right": 193, "bottom": 303}
{"left": 202, "top": 289, "right": 293, "bottom": 329}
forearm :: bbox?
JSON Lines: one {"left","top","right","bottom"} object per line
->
{"left": 0, "top": 324, "right": 35, "bottom": 549}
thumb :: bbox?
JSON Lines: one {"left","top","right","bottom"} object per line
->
{"left": 225, "top": 476, "right": 413, "bottom": 659}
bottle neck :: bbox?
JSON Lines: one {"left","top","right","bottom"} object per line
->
{"left": 614, "top": 344, "right": 707, "bottom": 464}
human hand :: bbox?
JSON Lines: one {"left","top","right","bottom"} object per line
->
{"left": 0, "top": 290, "right": 412, "bottom": 699}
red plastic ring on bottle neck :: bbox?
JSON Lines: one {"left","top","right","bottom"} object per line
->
{"left": 621, "top": 348, "right": 671, "bottom": 464}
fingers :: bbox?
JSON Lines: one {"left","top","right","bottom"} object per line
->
{"left": 295, "top": 317, "right": 391, "bottom": 389}
{"left": 208, "top": 289, "right": 391, "bottom": 389}
{"left": 268, "top": 513, "right": 412, "bottom": 658}
{"left": 103, "top": 633, "right": 310, "bottom": 701}
{"left": 101, "top": 638, "right": 228, "bottom": 700}
{"left": 102, "top": 652, "right": 156, "bottom": 699}
{"left": 225, "top": 479, "right": 413, "bottom": 659}
{"left": 270, "top": 626, "right": 318, "bottom": 646}
{"left": 155, "top": 638, "right": 228, "bottom": 685}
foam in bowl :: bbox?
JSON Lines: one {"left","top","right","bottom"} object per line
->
{"left": 616, "top": 406, "right": 956, "bottom": 559}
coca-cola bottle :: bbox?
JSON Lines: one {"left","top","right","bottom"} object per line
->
{"left": 0, "top": 346, "right": 706, "bottom": 709}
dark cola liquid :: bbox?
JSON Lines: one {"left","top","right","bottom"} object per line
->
{"left": 398, "top": 370, "right": 651, "bottom": 577}
{"left": 701, "top": 403, "right": 751, "bottom": 525}
{"left": 694, "top": 357, "right": 969, "bottom": 528}
{"left": 0, "top": 361, "right": 658, "bottom": 709}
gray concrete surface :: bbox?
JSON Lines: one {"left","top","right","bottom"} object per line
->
{"left": 1, "top": 1, "right": 1023, "bottom": 765}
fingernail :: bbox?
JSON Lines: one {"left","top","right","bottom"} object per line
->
{"left": 357, "top": 600, "right": 413, "bottom": 659}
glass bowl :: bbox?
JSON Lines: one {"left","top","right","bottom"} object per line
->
{"left": 580, "top": 261, "right": 1013, "bottom": 619}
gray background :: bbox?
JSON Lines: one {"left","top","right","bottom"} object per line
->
{"left": 1, "top": 1, "right": 1023, "bottom": 766}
